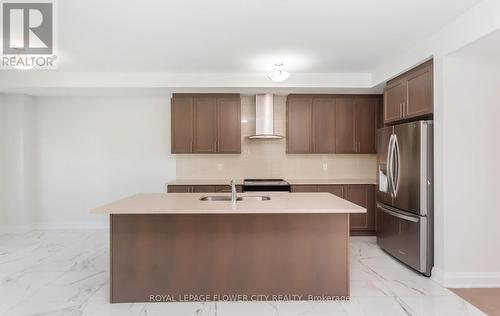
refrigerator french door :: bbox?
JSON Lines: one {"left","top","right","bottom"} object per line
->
{"left": 376, "top": 120, "right": 433, "bottom": 276}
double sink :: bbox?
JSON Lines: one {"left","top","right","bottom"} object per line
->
{"left": 199, "top": 196, "right": 270, "bottom": 201}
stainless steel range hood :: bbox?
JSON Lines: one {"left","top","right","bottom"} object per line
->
{"left": 247, "top": 94, "right": 284, "bottom": 139}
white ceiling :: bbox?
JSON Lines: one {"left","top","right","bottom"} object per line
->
{"left": 57, "top": 0, "right": 482, "bottom": 73}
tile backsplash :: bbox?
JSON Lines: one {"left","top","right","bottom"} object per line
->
{"left": 176, "top": 95, "right": 377, "bottom": 180}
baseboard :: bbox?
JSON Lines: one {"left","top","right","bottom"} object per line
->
{"left": 0, "top": 221, "right": 108, "bottom": 233}
{"left": 431, "top": 266, "right": 445, "bottom": 285}
{"left": 432, "top": 267, "right": 500, "bottom": 288}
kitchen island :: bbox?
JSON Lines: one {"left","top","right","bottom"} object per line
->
{"left": 91, "top": 192, "right": 365, "bottom": 303}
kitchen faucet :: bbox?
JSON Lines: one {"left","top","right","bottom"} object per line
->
{"left": 230, "top": 179, "right": 237, "bottom": 204}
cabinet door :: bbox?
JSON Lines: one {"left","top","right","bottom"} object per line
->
{"left": 312, "top": 98, "right": 335, "bottom": 153}
{"left": 167, "top": 185, "right": 192, "bottom": 193}
{"left": 192, "top": 185, "right": 216, "bottom": 193}
{"left": 217, "top": 96, "right": 241, "bottom": 153}
{"left": 335, "top": 98, "right": 356, "bottom": 153}
{"left": 193, "top": 96, "right": 217, "bottom": 153}
{"left": 345, "top": 185, "right": 375, "bottom": 231}
{"left": 355, "top": 98, "right": 377, "bottom": 154}
{"left": 318, "top": 185, "right": 344, "bottom": 197}
{"left": 290, "top": 185, "right": 317, "bottom": 192}
{"left": 287, "top": 97, "right": 313, "bottom": 153}
{"left": 384, "top": 81, "right": 405, "bottom": 123}
{"left": 171, "top": 96, "right": 193, "bottom": 153}
{"left": 405, "top": 65, "right": 433, "bottom": 119}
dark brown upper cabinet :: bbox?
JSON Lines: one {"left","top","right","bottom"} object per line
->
{"left": 384, "top": 81, "right": 405, "bottom": 124}
{"left": 171, "top": 96, "right": 194, "bottom": 153}
{"left": 171, "top": 94, "right": 241, "bottom": 154}
{"left": 384, "top": 60, "right": 433, "bottom": 124}
{"left": 312, "top": 98, "right": 336, "bottom": 153}
{"left": 287, "top": 95, "right": 379, "bottom": 154}
{"left": 335, "top": 98, "right": 356, "bottom": 153}
{"left": 216, "top": 96, "right": 241, "bottom": 153}
{"left": 286, "top": 96, "right": 313, "bottom": 153}
{"left": 336, "top": 97, "right": 378, "bottom": 154}
{"left": 355, "top": 98, "right": 377, "bottom": 154}
{"left": 193, "top": 96, "right": 217, "bottom": 153}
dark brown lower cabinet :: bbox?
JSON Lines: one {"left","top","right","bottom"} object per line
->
{"left": 290, "top": 185, "right": 318, "bottom": 192}
{"left": 291, "top": 184, "right": 375, "bottom": 235}
{"left": 344, "top": 185, "right": 375, "bottom": 235}
{"left": 169, "top": 183, "right": 375, "bottom": 235}
{"left": 167, "top": 185, "right": 242, "bottom": 193}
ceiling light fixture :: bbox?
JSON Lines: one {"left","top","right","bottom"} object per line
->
{"left": 266, "top": 62, "right": 290, "bottom": 82}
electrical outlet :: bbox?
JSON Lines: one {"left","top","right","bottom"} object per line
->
{"left": 322, "top": 163, "right": 328, "bottom": 171}
{"left": 217, "top": 163, "right": 223, "bottom": 171}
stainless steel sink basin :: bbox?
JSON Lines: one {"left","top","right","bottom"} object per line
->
{"left": 238, "top": 196, "right": 271, "bottom": 201}
{"left": 199, "top": 195, "right": 271, "bottom": 201}
{"left": 199, "top": 196, "right": 232, "bottom": 201}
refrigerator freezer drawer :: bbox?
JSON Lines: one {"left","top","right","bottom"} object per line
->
{"left": 376, "top": 203, "right": 431, "bottom": 276}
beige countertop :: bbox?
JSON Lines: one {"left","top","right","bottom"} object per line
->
{"left": 91, "top": 192, "right": 366, "bottom": 215}
{"left": 286, "top": 178, "right": 377, "bottom": 185}
{"left": 167, "top": 179, "right": 376, "bottom": 186}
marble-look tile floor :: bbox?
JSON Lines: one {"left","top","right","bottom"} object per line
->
{"left": 0, "top": 230, "right": 486, "bottom": 316}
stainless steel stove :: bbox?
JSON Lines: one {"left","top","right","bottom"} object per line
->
{"left": 242, "top": 179, "right": 291, "bottom": 192}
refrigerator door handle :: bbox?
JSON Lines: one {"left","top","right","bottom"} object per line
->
{"left": 387, "top": 134, "right": 396, "bottom": 197}
{"left": 393, "top": 134, "right": 401, "bottom": 197}
{"left": 377, "top": 202, "right": 419, "bottom": 223}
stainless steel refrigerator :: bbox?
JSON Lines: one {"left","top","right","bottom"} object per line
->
{"left": 376, "top": 120, "right": 433, "bottom": 276}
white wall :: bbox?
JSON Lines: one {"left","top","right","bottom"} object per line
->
{"left": 0, "top": 95, "right": 36, "bottom": 231}
{"left": 33, "top": 96, "right": 176, "bottom": 228}
{"left": 440, "top": 53, "right": 500, "bottom": 286}
{"left": 367, "top": 0, "right": 500, "bottom": 286}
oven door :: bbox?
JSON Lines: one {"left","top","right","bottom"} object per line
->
{"left": 376, "top": 202, "right": 430, "bottom": 275}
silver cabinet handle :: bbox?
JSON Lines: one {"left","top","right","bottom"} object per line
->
{"left": 377, "top": 203, "right": 419, "bottom": 223}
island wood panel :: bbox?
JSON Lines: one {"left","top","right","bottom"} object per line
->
{"left": 110, "top": 213, "right": 349, "bottom": 302}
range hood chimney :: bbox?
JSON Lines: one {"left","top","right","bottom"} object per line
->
{"left": 247, "top": 94, "right": 284, "bottom": 139}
